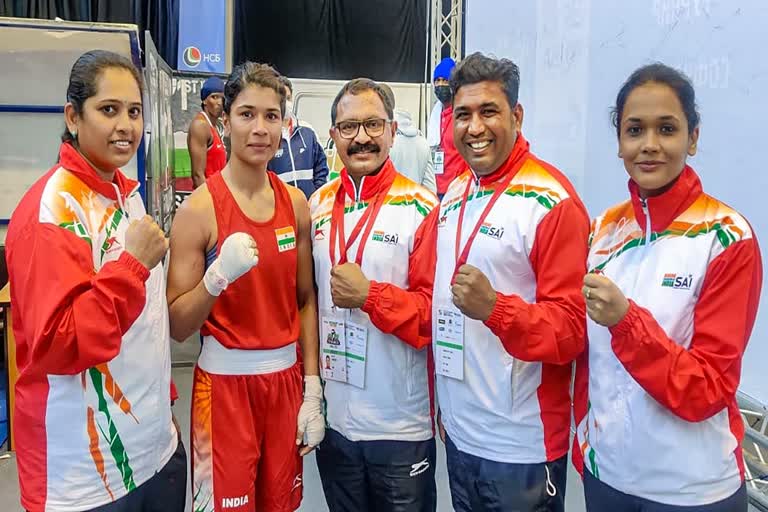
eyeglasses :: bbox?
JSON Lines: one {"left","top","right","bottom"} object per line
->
{"left": 334, "top": 118, "right": 391, "bottom": 139}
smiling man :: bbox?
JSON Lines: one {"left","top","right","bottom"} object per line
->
{"left": 309, "top": 78, "right": 439, "bottom": 511}
{"left": 432, "top": 52, "right": 590, "bottom": 512}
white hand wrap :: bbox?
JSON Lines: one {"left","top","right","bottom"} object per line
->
{"left": 297, "top": 375, "right": 325, "bottom": 448}
{"left": 203, "top": 232, "right": 259, "bottom": 296}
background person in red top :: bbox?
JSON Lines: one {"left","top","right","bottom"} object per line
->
{"left": 166, "top": 62, "right": 323, "bottom": 512}
{"left": 427, "top": 57, "right": 466, "bottom": 199}
{"left": 188, "top": 76, "right": 227, "bottom": 188}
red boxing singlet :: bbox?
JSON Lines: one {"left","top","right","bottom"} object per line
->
{"left": 201, "top": 171, "right": 300, "bottom": 350}
{"left": 201, "top": 112, "right": 227, "bottom": 179}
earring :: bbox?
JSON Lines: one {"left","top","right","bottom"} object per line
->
{"left": 71, "top": 129, "right": 78, "bottom": 139}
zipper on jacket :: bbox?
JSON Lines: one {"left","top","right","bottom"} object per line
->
{"left": 352, "top": 176, "right": 366, "bottom": 204}
{"left": 113, "top": 183, "right": 130, "bottom": 221}
{"left": 640, "top": 198, "right": 651, "bottom": 246}
{"left": 469, "top": 171, "right": 481, "bottom": 203}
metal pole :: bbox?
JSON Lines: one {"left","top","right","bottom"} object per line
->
{"left": 225, "top": 0, "right": 233, "bottom": 72}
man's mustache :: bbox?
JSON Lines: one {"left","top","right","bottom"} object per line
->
{"left": 348, "top": 143, "right": 380, "bottom": 155}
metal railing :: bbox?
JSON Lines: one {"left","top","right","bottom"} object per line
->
{"left": 739, "top": 391, "right": 768, "bottom": 510}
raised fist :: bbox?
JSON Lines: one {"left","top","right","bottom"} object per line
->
{"left": 124, "top": 215, "right": 168, "bottom": 270}
{"left": 203, "top": 232, "right": 259, "bottom": 296}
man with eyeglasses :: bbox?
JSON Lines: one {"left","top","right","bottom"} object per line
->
{"left": 308, "top": 78, "right": 439, "bottom": 511}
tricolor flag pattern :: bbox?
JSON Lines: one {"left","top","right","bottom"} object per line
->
{"left": 661, "top": 273, "right": 676, "bottom": 287}
{"left": 275, "top": 226, "right": 296, "bottom": 252}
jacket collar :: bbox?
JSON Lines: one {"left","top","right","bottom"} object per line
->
{"left": 470, "top": 132, "right": 531, "bottom": 186}
{"left": 293, "top": 125, "right": 308, "bottom": 146}
{"left": 59, "top": 142, "right": 139, "bottom": 202}
{"left": 340, "top": 158, "right": 397, "bottom": 202}
{"left": 629, "top": 165, "right": 702, "bottom": 233}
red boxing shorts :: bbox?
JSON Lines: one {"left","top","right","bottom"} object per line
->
{"left": 191, "top": 361, "right": 304, "bottom": 512}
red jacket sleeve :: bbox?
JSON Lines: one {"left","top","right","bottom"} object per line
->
{"left": 8, "top": 223, "right": 150, "bottom": 376}
{"left": 609, "top": 237, "right": 763, "bottom": 422}
{"left": 484, "top": 198, "right": 589, "bottom": 364}
{"left": 361, "top": 208, "right": 438, "bottom": 350}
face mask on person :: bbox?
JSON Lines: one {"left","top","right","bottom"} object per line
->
{"left": 435, "top": 85, "right": 452, "bottom": 104}
{"left": 285, "top": 99, "right": 295, "bottom": 119}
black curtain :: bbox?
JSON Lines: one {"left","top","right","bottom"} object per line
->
{"left": 1, "top": 0, "right": 89, "bottom": 19}
{"left": 234, "top": 0, "right": 428, "bottom": 83}
{"left": 0, "top": 0, "right": 179, "bottom": 68}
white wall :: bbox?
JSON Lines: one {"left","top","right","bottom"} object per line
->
{"left": 466, "top": 0, "right": 768, "bottom": 403}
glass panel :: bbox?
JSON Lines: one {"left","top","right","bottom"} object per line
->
{"left": 0, "top": 112, "right": 137, "bottom": 220}
{"left": 0, "top": 26, "right": 133, "bottom": 105}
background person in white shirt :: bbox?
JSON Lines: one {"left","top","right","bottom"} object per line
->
{"left": 380, "top": 82, "right": 436, "bottom": 192}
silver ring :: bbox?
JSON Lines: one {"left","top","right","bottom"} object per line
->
{"left": 585, "top": 288, "right": 591, "bottom": 300}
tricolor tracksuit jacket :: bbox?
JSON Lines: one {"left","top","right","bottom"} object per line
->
{"left": 309, "top": 159, "right": 439, "bottom": 442}
{"left": 6, "top": 143, "right": 177, "bottom": 512}
{"left": 573, "top": 166, "right": 762, "bottom": 506}
{"left": 434, "top": 134, "right": 590, "bottom": 463}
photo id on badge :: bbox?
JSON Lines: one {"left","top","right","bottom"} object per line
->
{"left": 321, "top": 316, "right": 347, "bottom": 383}
{"left": 435, "top": 305, "right": 464, "bottom": 380}
{"left": 345, "top": 321, "right": 368, "bottom": 389}
{"left": 433, "top": 149, "right": 445, "bottom": 175}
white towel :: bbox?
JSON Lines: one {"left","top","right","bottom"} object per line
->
{"left": 426, "top": 101, "right": 443, "bottom": 147}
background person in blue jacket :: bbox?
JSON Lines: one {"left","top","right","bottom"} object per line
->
{"left": 268, "top": 75, "right": 330, "bottom": 198}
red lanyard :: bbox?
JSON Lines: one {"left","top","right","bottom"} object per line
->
{"left": 453, "top": 169, "right": 518, "bottom": 275}
{"left": 329, "top": 185, "right": 388, "bottom": 266}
